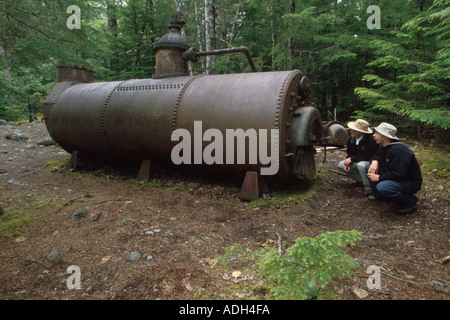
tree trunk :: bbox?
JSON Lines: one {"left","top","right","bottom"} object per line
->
{"left": 132, "top": 4, "right": 141, "bottom": 67}
{"left": 194, "top": 0, "right": 206, "bottom": 72}
{"left": 204, "top": 0, "right": 215, "bottom": 74}
{"left": 331, "top": 64, "right": 337, "bottom": 120}
{"left": 173, "top": 0, "right": 181, "bottom": 12}
{"left": 174, "top": 1, "right": 191, "bottom": 74}
{"left": 286, "top": 0, "right": 295, "bottom": 69}
{"left": 0, "top": 45, "right": 11, "bottom": 85}
{"left": 271, "top": 0, "right": 276, "bottom": 69}
{"left": 107, "top": 1, "right": 118, "bottom": 36}
{"left": 107, "top": 1, "right": 118, "bottom": 71}
{"left": 229, "top": 2, "right": 241, "bottom": 46}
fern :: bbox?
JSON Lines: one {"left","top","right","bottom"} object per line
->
{"left": 354, "top": 87, "right": 386, "bottom": 100}
{"left": 361, "top": 74, "right": 388, "bottom": 86}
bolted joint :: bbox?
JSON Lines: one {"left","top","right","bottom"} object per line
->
{"left": 183, "top": 47, "right": 199, "bottom": 62}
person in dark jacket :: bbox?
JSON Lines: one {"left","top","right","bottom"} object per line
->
{"left": 366, "top": 122, "right": 422, "bottom": 214}
{"left": 338, "top": 119, "right": 378, "bottom": 196}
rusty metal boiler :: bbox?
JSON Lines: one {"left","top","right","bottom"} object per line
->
{"left": 42, "top": 14, "right": 347, "bottom": 188}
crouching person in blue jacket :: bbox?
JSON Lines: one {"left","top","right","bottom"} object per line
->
{"left": 366, "top": 123, "right": 422, "bottom": 214}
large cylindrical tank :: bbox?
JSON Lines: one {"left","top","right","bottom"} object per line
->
{"left": 43, "top": 14, "right": 348, "bottom": 184}
{"left": 43, "top": 69, "right": 324, "bottom": 182}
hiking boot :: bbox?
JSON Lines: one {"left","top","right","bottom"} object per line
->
{"left": 397, "top": 205, "right": 417, "bottom": 215}
{"left": 368, "top": 195, "right": 377, "bottom": 201}
{"left": 353, "top": 181, "right": 364, "bottom": 187}
{"left": 363, "top": 189, "right": 373, "bottom": 197}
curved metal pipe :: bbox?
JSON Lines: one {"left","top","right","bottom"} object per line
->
{"left": 184, "top": 46, "right": 257, "bottom": 72}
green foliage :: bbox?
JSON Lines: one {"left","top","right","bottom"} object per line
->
{"left": 218, "top": 243, "right": 254, "bottom": 266}
{"left": 414, "top": 141, "right": 449, "bottom": 180}
{"left": 218, "top": 230, "right": 362, "bottom": 300}
{"left": 0, "top": 0, "right": 108, "bottom": 120}
{"left": 44, "top": 157, "right": 71, "bottom": 173}
{"left": 248, "top": 178, "right": 327, "bottom": 209}
{"left": 0, "top": 192, "right": 32, "bottom": 238}
{"left": 258, "top": 230, "right": 362, "bottom": 299}
{"left": 356, "top": 0, "right": 450, "bottom": 131}
{"left": 0, "top": 207, "right": 31, "bottom": 238}
{"left": 0, "top": 0, "right": 447, "bottom": 139}
{"left": 0, "top": 191, "right": 58, "bottom": 238}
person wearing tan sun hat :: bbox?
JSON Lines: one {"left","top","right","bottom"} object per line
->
{"left": 366, "top": 122, "right": 422, "bottom": 214}
{"left": 338, "top": 119, "right": 378, "bottom": 196}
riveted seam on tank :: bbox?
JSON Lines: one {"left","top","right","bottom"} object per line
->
{"left": 116, "top": 82, "right": 184, "bottom": 91}
{"left": 276, "top": 70, "right": 302, "bottom": 172}
{"left": 48, "top": 83, "right": 80, "bottom": 146}
{"left": 275, "top": 70, "right": 298, "bottom": 130}
{"left": 100, "top": 81, "right": 128, "bottom": 151}
{"left": 171, "top": 75, "right": 204, "bottom": 133}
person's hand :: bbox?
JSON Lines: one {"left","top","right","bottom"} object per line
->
{"left": 343, "top": 157, "right": 352, "bottom": 166}
{"left": 367, "top": 172, "right": 380, "bottom": 182}
{"left": 368, "top": 161, "right": 379, "bottom": 174}
{"left": 344, "top": 165, "right": 350, "bottom": 172}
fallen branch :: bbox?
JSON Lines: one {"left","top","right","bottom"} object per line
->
{"left": 328, "top": 169, "right": 348, "bottom": 177}
{"left": 55, "top": 193, "right": 93, "bottom": 212}
{"left": 145, "top": 206, "right": 161, "bottom": 213}
{"left": 379, "top": 271, "right": 431, "bottom": 287}
{"left": 358, "top": 272, "right": 418, "bottom": 285}
{"left": 93, "top": 198, "right": 131, "bottom": 205}
{"left": 359, "top": 271, "right": 448, "bottom": 293}
{"left": 56, "top": 193, "right": 133, "bottom": 212}
{"left": 63, "top": 193, "right": 93, "bottom": 207}
{"left": 26, "top": 258, "right": 50, "bottom": 269}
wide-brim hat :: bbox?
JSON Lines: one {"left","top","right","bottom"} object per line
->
{"left": 347, "top": 119, "right": 373, "bottom": 134}
{"left": 373, "top": 122, "right": 400, "bottom": 140}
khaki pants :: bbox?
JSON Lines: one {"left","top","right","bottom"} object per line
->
{"left": 337, "top": 160, "right": 371, "bottom": 192}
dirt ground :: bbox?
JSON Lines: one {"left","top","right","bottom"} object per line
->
{"left": 0, "top": 120, "right": 448, "bottom": 301}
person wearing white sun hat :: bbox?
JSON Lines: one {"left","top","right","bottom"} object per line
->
{"left": 337, "top": 119, "right": 378, "bottom": 196}
{"left": 366, "top": 122, "right": 422, "bottom": 214}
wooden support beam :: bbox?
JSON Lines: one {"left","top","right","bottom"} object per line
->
{"left": 69, "top": 151, "right": 78, "bottom": 171}
{"left": 238, "top": 171, "right": 260, "bottom": 201}
{"left": 137, "top": 160, "right": 151, "bottom": 181}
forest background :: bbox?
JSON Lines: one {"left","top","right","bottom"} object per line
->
{"left": 0, "top": 0, "right": 448, "bottom": 142}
